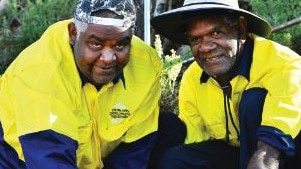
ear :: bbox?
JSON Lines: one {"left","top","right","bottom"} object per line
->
{"left": 68, "top": 22, "right": 77, "bottom": 45}
{"left": 238, "top": 16, "right": 247, "bottom": 40}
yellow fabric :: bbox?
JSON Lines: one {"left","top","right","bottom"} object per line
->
{"left": 179, "top": 34, "right": 301, "bottom": 146}
{"left": 0, "top": 19, "right": 162, "bottom": 168}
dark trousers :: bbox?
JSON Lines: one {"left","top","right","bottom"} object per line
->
{"left": 156, "top": 140, "right": 240, "bottom": 169}
{"left": 102, "top": 112, "right": 186, "bottom": 169}
{"left": 147, "top": 112, "right": 187, "bottom": 169}
{"left": 155, "top": 88, "right": 301, "bottom": 169}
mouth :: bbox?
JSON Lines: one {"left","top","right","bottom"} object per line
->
{"left": 202, "top": 55, "right": 223, "bottom": 62}
{"left": 205, "top": 56, "right": 219, "bottom": 61}
{"left": 94, "top": 66, "right": 115, "bottom": 75}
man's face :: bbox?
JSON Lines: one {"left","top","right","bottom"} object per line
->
{"left": 186, "top": 15, "right": 241, "bottom": 77}
{"left": 70, "top": 23, "right": 132, "bottom": 86}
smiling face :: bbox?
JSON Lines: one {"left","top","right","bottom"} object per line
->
{"left": 186, "top": 14, "right": 246, "bottom": 78}
{"left": 68, "top": 21, "right": 133, "bottom": 87}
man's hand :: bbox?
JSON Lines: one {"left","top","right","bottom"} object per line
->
{"left": 246, "top": 141, "right": 280, "bottom": 169}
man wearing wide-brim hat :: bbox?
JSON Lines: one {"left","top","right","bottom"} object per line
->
{"left": 151, "top": 0, "right": 301, "bottom": 169}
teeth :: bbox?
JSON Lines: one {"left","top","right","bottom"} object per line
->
{"left": 206, "top": 56, "right": 218, "bottom": 61}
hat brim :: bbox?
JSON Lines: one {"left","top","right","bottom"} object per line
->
{"left": 151, "top": 4, "right": 272, "bottom": 44}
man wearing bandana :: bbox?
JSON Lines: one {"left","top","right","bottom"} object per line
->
{"left": 0, "top": 0, "right": 186, "bottom": 168}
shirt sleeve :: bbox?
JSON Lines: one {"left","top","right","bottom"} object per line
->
{"left": 0, "top": 63, "right": 80, "bottom": 167}
{"left": 252, "top": 37, "right": 301, "bottom": 139}
{"left": 19, "top": 130, "right": 78, "bottom": 169}
{"left": 257, "top": 126, "right": 295, "bottom": 157}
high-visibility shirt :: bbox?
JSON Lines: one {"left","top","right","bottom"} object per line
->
{"left": 179, "top": 34, "right": 301, "bottom": 148}
{"left": 0, "top": 19, "right": 162, "bottom": 168}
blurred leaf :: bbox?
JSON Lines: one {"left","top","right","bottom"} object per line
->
{"left": 0, "top": 0, "right": 77, "bottom": 73}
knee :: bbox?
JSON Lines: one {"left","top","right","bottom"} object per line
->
{"left": 157, "top": 146, "right": 183, "bottom": 169}
{"left": 158, "top": 112, "right": 186, "bottom": 142}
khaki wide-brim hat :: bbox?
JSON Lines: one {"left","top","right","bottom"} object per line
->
{"left": 151, "top": 0, "right": 272, "bottom": 44}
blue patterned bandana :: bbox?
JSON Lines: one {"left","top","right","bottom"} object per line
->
{"left": 74, "top": 0, "right": 136, "bottom": 28}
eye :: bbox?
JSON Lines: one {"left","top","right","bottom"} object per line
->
{"left": 114, "top": 40, "right": 130, "bottom": 51}
{"left": 212, "top": 31, "right": 222, "bottom": 38}
{"left": 89, "top": 41, "right": 102, "bottom": 49}
{"left": 114, "top": 44, "right": 125, "bottom": 51}
{"left": 188, "top": 36, "right": 201, "bottom": 45}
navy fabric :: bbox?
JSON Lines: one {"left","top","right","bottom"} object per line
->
{"left": 0, "top": 122, "right": 26, "bottom": 169}
{"left": 239, "top": 88, "right": 268, "bottom": 169}
{"left": 19, "top": 130, "right": 78, "bottom": 169}
{"left": 157, "top": 140, "right": 240, "bottom": 169}
{"left": 157, "top": 87, "right": 299, "bottom": 169}
{"left": 1, "top": 113, "right": 186, "bottom": 169}
{"left": 239, "top": 87, "right": 301, "bottom": 169}
{"left": 258, "top": 126, "right": 295, "bottom": 157}
{"left": 103, "top": 132, "right": 158, "bottom": 169}
{"left": 234, "top": 37, "right": 254, "bottom": 80}
{"left": 147, "top": 112, "right": 187, "bottom": 169}
{"left": 291, "top": 130, "right": 301, "bottom": 168}
{"left": 103, "top": 112, "right": 186, "bottom": 169}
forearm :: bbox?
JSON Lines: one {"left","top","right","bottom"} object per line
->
{"left": 247, "top": 141, "right": 280, "bottom": 169}
{"left": 257, "top": 126, "right": 295, "bottom": 157}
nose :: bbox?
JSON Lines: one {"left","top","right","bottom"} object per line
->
{"left": 100, "top": 49, "right": 116, "bottom": 64}
{"left": 198, "top": 36, "right": 216, "bottom": 53}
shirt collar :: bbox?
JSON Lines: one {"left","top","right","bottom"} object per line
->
{"left": 200, "top": 37, "right": 254, "bottom": 83}
{"left": 113, "top": 72, "right": 126, "bottom": 88}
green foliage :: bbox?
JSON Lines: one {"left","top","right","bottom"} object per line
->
{"left": 291, "top": 33, "right": 301, "bottom": 55}
{"left": 154, "top": 35, "right": 182, "bottom": 113}
{"left": 249, "top": 0, "right": 301, "bottom": 48}
{"left": 0, "top": 0, "right": 77, "bottom": 74}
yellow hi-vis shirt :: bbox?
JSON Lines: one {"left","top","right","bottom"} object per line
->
{"left": 0, "top": 19, "right": 162, "bottom": 168}
{"left": 179, "top": 34, "right": 301, "bottom": 146}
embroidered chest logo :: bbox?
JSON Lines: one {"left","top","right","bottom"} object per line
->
{"left": 110, "top": 103, "right": 130, "bottom": 124}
